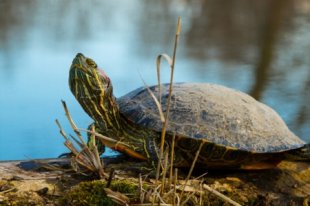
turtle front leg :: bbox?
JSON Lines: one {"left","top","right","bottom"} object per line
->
{"left": 87, "top": 122, "right": 106, "bottom": 155}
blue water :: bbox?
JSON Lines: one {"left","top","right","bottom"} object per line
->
{"left": 0, "top": 0, "right": 309, "bottom": 160}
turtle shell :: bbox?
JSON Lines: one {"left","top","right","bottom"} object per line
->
{"left": 117, "top": 83, "right": 305, "bottom": 153}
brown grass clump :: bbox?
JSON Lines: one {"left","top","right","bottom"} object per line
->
{"left": 55, "top": 101, "right": 106, "bottom": 179}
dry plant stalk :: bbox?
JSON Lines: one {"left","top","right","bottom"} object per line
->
{"left": 156, "top": 17, "right": 182, "bottom": 182}
{"left": 179, "top": 141, "right": 205, "bottom": 204}
{"left": 199, "top": 183, "right": 203, "bottom": 206}
{"left": 160, "top": 151, "right": 169, "bottom": 194}
{"left": 139, "top": 174, "right": 145, "bottom": 204}
{"left": 173, "top": 168, "right": 178, "bottom": 205}
{"left": 168, "top": 132, "right": 176, "bottom": 188}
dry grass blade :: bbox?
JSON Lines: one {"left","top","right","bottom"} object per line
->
{"left": 56, "top": 119, "right": 82, "bottom": 156}
{"left": 193, "top": 172, "right": 208, "bottom": 181}
{"left": 175, "top": 184, "right": 203, "bottom": 194}
{"left": 0, "top": 187, "right": 16, "bottom": 194}
{"left": 69, "top": 134, "right": 86, "bottom": 149}
{"left": 106, "top": 168, "right": 115, "bottom": 188}
{"left": 173, "top": 168, "right": 178, "bottom": 206}
{"left": 155, "top": 52, "right": 173, "bottom": 181}
{"left": 199, "top": 182, "right": 203, "bottom": 206}
{"left": 203, "top": 184, "right": 242, "bottom": 206}
{"left": 168, "top": 132, "right": 176, "bottom": 188}
{"left": 156, "top": 17, "right": 182, "bottom": 182}
{"left": 156, "top": 53, "right": 173, "bottom": 105}
{"left": 160, "top": 151, "right": 169, "bottom": 194}
{"left": 180, "top": 141, "right": 204, "bottom": 202}
{"left": 104, "top": 188, "right": 130, "bottom": 206}
{"left": 79, "top": 128, "right": 132, "bottom": 149}
{"left": 139, "top": 174, "right": 145, "bottom": 204}
{"left": 140, "top": 75, "right": 165, "bottom": 122}
{"left": 55, "top": 119, "right": 69, "bottom": 141}
{"left": 61, "top": 100, "right": 86, "bottom": 145}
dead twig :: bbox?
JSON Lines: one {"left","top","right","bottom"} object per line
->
{"left": 168, "top": 132, "right": 176, "bottom": 188}
{"left": 106, "top": 168, "right": 115, "bottom": 188}
{"left": 203, "top": 184, "right": 242, "bottom": 206}
{"left": 61, "top": 100, "right": 86, "bottom": 145}
{"left": 180, "top": 141, "right": 204, "bottom": 203}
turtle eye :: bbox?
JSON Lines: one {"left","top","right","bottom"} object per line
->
{"left": 86, "top": 58, "right": 97, "bottom": 68}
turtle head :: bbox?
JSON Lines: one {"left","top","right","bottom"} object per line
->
{"left": 69, "top": 53, "right": 157, "bottom": 161}
{"left": 69, "top": 53, "right": 113, "bottom": 100}
{"left": 69, "top": 53, "right": 121, "bottom": 135}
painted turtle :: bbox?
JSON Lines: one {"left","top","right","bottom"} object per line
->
{"left": 69, "top": 53, "right": 309, "bottom": 169}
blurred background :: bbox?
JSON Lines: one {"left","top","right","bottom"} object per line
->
{"left": 0, "top": 0, "right": 309, "bottom": 160}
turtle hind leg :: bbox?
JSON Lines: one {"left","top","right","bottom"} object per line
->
{"left": 239, "top": 153, "right": 284, "bottom": 170}
{"left": 240, "top": 160, "right": 282, "bottom": 170}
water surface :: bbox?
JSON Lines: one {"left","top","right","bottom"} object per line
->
{"left": 0, "top": 0, "right": 309, "bottom": 160}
